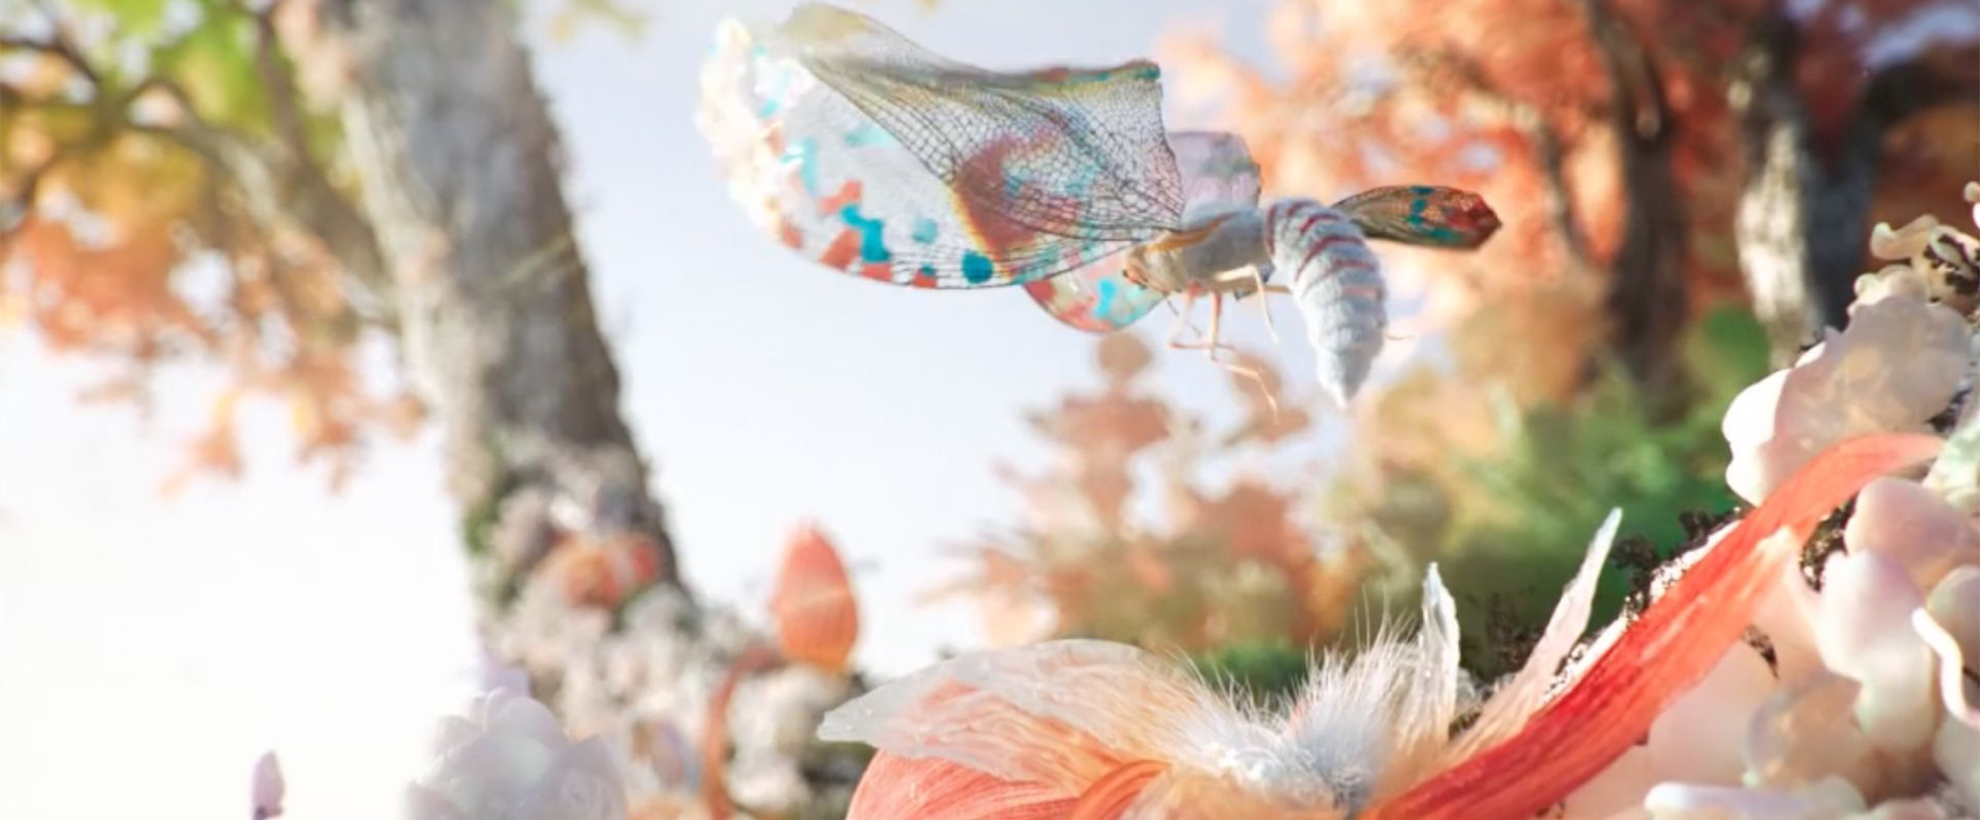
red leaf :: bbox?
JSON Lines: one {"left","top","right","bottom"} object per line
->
{"left": 1363, "top": 433, "right": 1943, "bottom": 820}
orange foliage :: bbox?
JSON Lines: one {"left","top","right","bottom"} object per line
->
{"left": 769, "top": 523, "right": 861, "bottom": 672}
{"left": 1, "top": 2, "right": 411, "bottom": 490}
{"left": 1163, "top": 0, "right": 1977, "bottom": 402}
{"left": 937, "top": 334, "right": 1362, "bottom": 652}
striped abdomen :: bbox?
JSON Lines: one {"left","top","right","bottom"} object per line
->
{"left": 1265, "top": 199, "right": 1386, "bottom": 405}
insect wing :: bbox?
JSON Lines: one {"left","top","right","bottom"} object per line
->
{"left": 1330, "top": 185, "right": 1501, "bottom": 250}
{"left": 701, "top": 18, "right": 985, "bottom": 288}
{"left": 769, "top": 3, "right": 1189, "bottom": 284}
{"left": 1168, "top": 131, "right": 1261, "bottom": 222}
{"left": 1021, "top": 257, "right": 1169, "bottom": 332}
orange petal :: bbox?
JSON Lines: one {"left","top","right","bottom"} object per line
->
{"left": 846, "top": 752, "right": 1077, "bottom": 820}
{"left": 770, "top": 523, "right": 860, "bottom": 671}
{"left": 818, "top": 640, "right": 1210, "bottom": 791}
{"left": 1363, "top": 433, "right": 1942, "bottom": 820}
{"left": 1069, "top": 760, "right": 1168, "bottom": 820}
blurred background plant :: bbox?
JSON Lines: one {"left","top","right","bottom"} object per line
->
{"left": 1156, "top": 0, "right": 1976, "bottom": 684}
{"left": 931, "top": 332, "right": 1360, "bottom": 662}
{"left": 3, "top": 0, "right": 1975, "bottom": 816}
{"left": 941, "top": 304, "right": 1769, "bottom": 693}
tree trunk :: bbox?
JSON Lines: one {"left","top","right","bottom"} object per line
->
{"left": 1584, "top": 0, "right": 1690, "bottom": 401}
{"left": 322, "top": 0, "right": 672, "bottom": 594}
{"left": 1731, "top": 16, "right": 1858, "bottom": 365}
{"left": 1731, "top": 14, "right": 1963, "bottom": 366}
{"left": 319, "top": 1, "right": 862, "bottom": 813}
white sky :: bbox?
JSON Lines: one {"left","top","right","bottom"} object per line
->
{"left": 0, "top": 2, "right": 1409, "bottom": 817}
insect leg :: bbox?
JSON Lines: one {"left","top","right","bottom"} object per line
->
{"left": 1202, "top": 296, "right": 1283, "bottom": 419}
{"left": 1163, "top": 289, "right": 1203, "bottom": 350}
{"left": 1250, "top": 264, "right": 1280, "bottom": 345}
{"left": 1167, "top": 290, "right": 1226, "bottom": 353}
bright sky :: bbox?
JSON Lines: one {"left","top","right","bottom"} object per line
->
{"left": 0, "top": 2, "right": 1413, "bottom": 817}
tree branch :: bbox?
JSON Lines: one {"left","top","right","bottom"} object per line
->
{"left": 0, "top": 30, "right": 99, "bottom": 87}
{"left": 1582, "top": 0, "right": 1689, "bottom": 398}
{"left": 1582, "top": 0, "right": 1671, "bottom": 149}
{"left": 247, "top": 0, "right": 314, "bottom": 168}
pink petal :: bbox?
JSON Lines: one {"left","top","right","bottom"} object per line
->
{"left": 1752, "top": 567, "right": 1826, "bottom": 686}
{"left": 1642, "top": 778, "right": 1865, "bottom": 820}
{"left": 1933, "top": 717, "right": 1980, "bottom": 809}
{"left": 1559, "top": 746, "right": 1655, "bottom": 820}
{"left": 1916, "top": 568, "right": 1980, "bottom": 730}
{"left": 1647, "top": 644, "right": 1775, "bottom": 784}
{"left": 1815, "top": 553, "right": 1936, "bottom": 751}
{"left": 1843, "top": 478, "right": 1980, "bottom": 590}
{"left": 251, "top": 751, "right": 284, "bottom": 819}
{"left": 1724, "top": 296, "right": 1964, "bottom": 505}
{"left": 1743, "top": 672, "right": 1877, "bottom": 789}
{"left": 846, "top": 753, "right": 1077, "bottom": 820}
{"left": 819, "top": 641, "right": 1213, "bottom": 791}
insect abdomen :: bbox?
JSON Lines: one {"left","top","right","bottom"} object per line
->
{"left": 1265, "top": 199, "right": 1387, "bottom": 405}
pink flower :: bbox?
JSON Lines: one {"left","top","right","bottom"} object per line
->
{"left": 251, "top": 751, "right": 284, "bottom": 820}
{"left": 1722, "top": 279, "right": 1966, "bottom": 505}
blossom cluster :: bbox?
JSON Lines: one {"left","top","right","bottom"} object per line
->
{"left": 1612, "top": 188, "right": 1980, "bottom": 820}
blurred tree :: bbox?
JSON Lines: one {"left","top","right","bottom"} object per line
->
{"left": 936, "top": 334, "right": 1366, "bottom": 656}
{"left": 1167, "top": 0, "right": 1977, "bottom": 377}
{"left": 0, "top": 0, "right": 850, "bottom": 811}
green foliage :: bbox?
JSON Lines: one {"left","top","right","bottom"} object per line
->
{"left": 1431, "top": 306, "right": 1770, "bottom": 678}
{"left": 68, "top": 0, "right": 169, "bottom": 36}
{"left": 1190, "top": 642, "right": 1309, "bottom": 707}
{"left": 151, "top": 1, "right": 270, "bottom": 133}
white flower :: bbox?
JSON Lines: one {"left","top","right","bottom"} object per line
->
{"left": 1722, "top": 280, "right": 1967, "bottom": 505}
{"left": 406, "top": 688, "right": 628, "bottom": 820}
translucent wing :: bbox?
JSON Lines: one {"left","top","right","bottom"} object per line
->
{"left": 701, "top": 18, "right": 981, "bottom": 288}
{"left": 1018, "top": 132, "right": 1260, "bottom": 333}
{"left": 1020, "top": 260, "right": 1170, "bottom": 332}
{"left": 698, "top": 4, "right": 1193, "bottom": 288}
{"left": 1169, "top": 131, "right": 1262, "bottom": 222}
{"left": 1330, "top": 185, "right": 1502, "bottom": 250}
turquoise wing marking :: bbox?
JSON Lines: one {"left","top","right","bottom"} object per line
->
{"left": 1020, "top": 256, "right": 1169, "bottom": 332}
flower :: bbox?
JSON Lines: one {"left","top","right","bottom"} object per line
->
{"left": 406, "top": 687, "right": 629, "bottom": 820}
{"left": 251, "top": 750, "right": 284, "bottom": 820}
{"left": 1720, "top": 270, "right": 1966, "bottom": 505}
{"left": 769, "top": 523, "right": 860, "bottom": 672}
{"left": 816, "top": 431, "right": 1939, "bottom": 820}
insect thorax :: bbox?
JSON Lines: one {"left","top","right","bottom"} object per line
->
{"left": 1125, "top": 209, "right": 1270, "bottom": 294}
